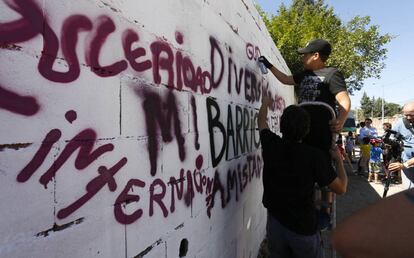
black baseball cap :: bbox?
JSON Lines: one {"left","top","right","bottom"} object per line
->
{"left": 297, "top": 39, "right": 332, "bottom": 56}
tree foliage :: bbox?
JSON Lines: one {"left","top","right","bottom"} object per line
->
{"left": 258, "top": 0, "right": 392, "bottom": 94}
{"left": 358, "top": 91, "right": 401, "bottom": 118}
{"left": 360, "top": 91, "right": 372, "bottom": 117}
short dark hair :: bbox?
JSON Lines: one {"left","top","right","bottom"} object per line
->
{"left": 383, "top": 122, "right": 392, "bottom": 130}
{"left": 280, "top": 105, "right": 310, "bottom": 142}
{"left": 365, "top": 118, "right": 372, "bottom": 123}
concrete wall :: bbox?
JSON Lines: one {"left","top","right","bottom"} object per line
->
{"left": 0, "top": 0, "right": 294, "bottom": 257}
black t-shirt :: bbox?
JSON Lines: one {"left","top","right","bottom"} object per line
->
{"left": 260, "top": 129, "right": 337, "bottom": 235}
{"left": 293, "top": 67, "right": 347, "bottom": 110}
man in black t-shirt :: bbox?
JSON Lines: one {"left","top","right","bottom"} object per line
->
{"left": 258, "top": 99, "right": 348, "bottom": 258}
{"left": 259, "top": 39, "right": 351, "bottom": 135}
{"left": 260, "top": 39, "right": 350, "bottom": 229}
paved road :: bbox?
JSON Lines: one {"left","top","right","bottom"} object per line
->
{"left": 336, "top": 170, "right": 406, "bottom": 224}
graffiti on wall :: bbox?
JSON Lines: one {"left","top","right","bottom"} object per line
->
{"left": 0, "top": 0, "right": 286, "bottom": 225}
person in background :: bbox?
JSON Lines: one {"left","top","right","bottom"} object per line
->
{"left": 388, "top": 101, "right": 414, "bottom": 188}
{"left": 381, "top": 122, "right": 402, "bottom": 184}
{"left": 358, "top": 118, "right": 378, "bottom": 141}
{"left": 357, "top": 119, "right": 376, "bottom": 174}
{"left": 358, "top": 137, "right": 371, "bottom": 175}
{"left": 345, "top": 131, "right": 355, "bottom": 162}
{"left": 355, "top": 121, "right": 365, "bottom": 145}
{"left": 258, "top": 98, "right": 348, "bottom": 258}
{"left": 382, "top": 122, "right": 392, "bottom": 135}
{"left": 368, "top": 138, "right": 383, "bottom": 184}
{"left": 337, "top": 135, "right": 353, "bottom": 170}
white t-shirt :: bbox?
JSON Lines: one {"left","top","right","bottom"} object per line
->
{"left": 359, "top": 126, "right": 378, "bottom": 140}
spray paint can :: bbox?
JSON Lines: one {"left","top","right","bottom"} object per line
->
{"left": 258, "top": 58, "right": 268, "bottom": 74}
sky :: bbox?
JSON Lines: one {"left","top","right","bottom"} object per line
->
{"left": 254, "top": 0, "right": 414, "bottom": 109}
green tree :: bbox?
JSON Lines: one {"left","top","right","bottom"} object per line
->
{"left": 359, "top": 92, "right": 401, "bottom": 118}
{"left": 384, "top": 102, "right": 401, "bottom": 117}
{"left": 373, "top": 97, "right": 383, "bottom": 117}
{"left": 258, "top": 0, "right": 392, "bottom": 94}
{"left": 360, "top": 91, "right": 372, "bottom": 117}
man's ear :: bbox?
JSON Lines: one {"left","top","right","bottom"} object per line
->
{"left": 313, "top": 52, "right": 320, "bottom": 60}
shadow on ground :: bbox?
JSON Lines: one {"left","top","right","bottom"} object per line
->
{"left": 336, "top": 172, "right": 382, "bottom": 223}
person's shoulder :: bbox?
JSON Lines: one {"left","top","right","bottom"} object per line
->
{"left": 314, "top": 67, "right": 337, "bottom": 75}
{"left": 318, "top": 67, "right": 345, "bottom": 83}
{"left": 324, "top": 66, "right": 338, "bottom": 72}
{"left": 260, "top": 128, "right": 280, "bottom": 140}
{"left": 260, "top": 128, "right": 272, "bottom": 134}
{"left": 393, "top": 118, "right": 404, "bottom": 128}
{"left": 293, "top": 69, "right": 309, "bottom": 80}
{"left": 389, "top": 119, "right": 403, "bottom": 134}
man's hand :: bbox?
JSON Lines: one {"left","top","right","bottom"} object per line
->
{"left": 262, "top": 95, "right": 272, "bottom": 107}
{"left": 259, "top": 56, "right": 273, "bottom": 69}
{"left": 259, "top": 56, "right": 295, "bottom": 85}
{"left": 330, "top": 118, "right": 344, "bottom": 133}
{"left": 388, "top": 162, "right": 404, "bottom": 172}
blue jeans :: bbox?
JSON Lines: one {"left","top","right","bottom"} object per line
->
{"left": 266, "top": 212, "right": 321, "bottom": 258}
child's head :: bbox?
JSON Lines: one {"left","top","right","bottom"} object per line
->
{"left": 348, "top": 131, "right": 353, "bottom": 137}
{"left": 370, "top": 138, "right": 381, "bottom": 147}
{"left": 280, "top": 105, "right": 310, "bottom": 142}
{"left": 383, "top": 122, "right": 392, "bottom": 131}
{"left": 363, "top": 137, "right": 370, "bottom": 144}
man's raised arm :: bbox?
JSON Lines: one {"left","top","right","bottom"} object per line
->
{"left": 259, "top": 56, "right": 295, "bottom": 85}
